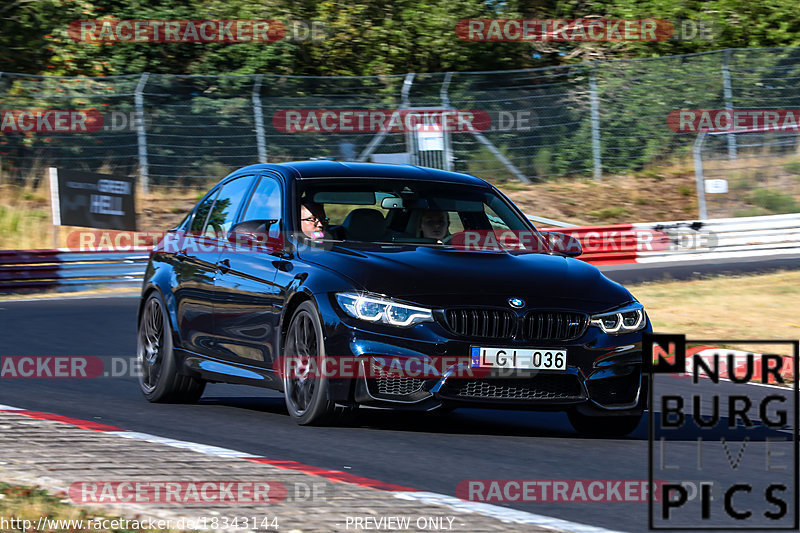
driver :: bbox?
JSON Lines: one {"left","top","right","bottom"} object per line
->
{"left": 418, "top": 209, "right": 450, "bottom": 243}
{"left": 299, "top": 202, "right": 329, "bottom": 240}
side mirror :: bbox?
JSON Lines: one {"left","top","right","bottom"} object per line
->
{"left": 227, "top": 219, "right": 283, "bottom": 252}
{"left": 546, "top": 232, "right": 582, "bottom": 257}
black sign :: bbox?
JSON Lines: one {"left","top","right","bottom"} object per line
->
{"left": 50, "top": 168, "right": 136, "bottom": 230}
{"left": 647, "top": 333, "right": 799, "bottom": 530}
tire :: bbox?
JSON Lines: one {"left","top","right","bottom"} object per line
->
{"left": 567, "top": 408, "right": 643, "bottom": 438}
{"left": 137, "top": 291, "right": 205, "bottom": 403}
{"left": 282, "top": 301, "right": 338, "bottom": 425}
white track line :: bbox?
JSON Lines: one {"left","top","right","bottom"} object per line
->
{"left": 108, "top": 431, "right": 260, "bottom": 459}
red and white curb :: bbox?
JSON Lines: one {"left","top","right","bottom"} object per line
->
{"left": 0, "top": 403, "right": 622, "bottom": 533}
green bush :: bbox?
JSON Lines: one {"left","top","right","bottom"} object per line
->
{"left": 733, "top": 207, "right": 771, "bottom": 217}
{"left": 749, "top": 188, "right": 799, "bottom": 214}
{"left": 589, "top": 206, "right": 629, "bottom": 220}
{"left": 782, "top": 160, "right": 800, "bottom": 175}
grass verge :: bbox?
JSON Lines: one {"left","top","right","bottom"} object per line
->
{"left": 631, "top": 270, "right": 800, "bottom": 357}
{"left": 0, "top": 482, "right": 189, "bottom": 532}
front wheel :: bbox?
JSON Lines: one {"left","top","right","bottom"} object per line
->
{"left": 282, "top": 301, "right": 337, "bottom": 425}
{"left": 567, "top": 408, "right": 643, "bottom": 437}
{"left": 137, "top": 291, "right": 205, "bottom": 403}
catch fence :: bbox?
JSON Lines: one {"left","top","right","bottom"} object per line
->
{"left": 1, "top": 46, "right": 800, "bottom": 212}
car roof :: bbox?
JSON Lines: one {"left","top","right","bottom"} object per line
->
{"left": 230, "top": 161, "right": 492, "bottom": 187}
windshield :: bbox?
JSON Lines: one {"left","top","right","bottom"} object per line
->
{"left": 295, "top": 178, "right": 545, "bottom": 253}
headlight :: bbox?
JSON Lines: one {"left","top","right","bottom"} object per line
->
{"left": 335, "top": 292, "right": 433, "bottom": 327}
{"left": 590, "top": 302, "right": 645, "bottom": 334}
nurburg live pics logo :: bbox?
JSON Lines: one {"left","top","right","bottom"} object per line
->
{"left": 645, "top": 333, "right": 799, "bottom": 530}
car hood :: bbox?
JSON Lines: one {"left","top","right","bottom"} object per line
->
{"left": 299, "top": 243, "right": 633, "bottom": 313}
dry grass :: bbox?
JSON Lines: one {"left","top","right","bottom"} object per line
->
{"left": 631, "top": 270, "right": 800, "bottom": 357}
{"left": 0, "top": 149, "right": 798, "bottom": 248}
{"left": 503, "top": 160, "right": 701, "bottom": 226}
{"left": 0, "top": 182, "right": 206, "bottom": 250}
{"left": 0, "top": 482, "right": 189, "bottom": 532}
{"left": 0, "top": 183, "right": 53, "bottom": 249}
{"left": 0, "top": 163, "right": 702, "bottom": 250}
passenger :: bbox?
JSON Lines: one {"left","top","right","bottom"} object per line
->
{"left": 418, "top": 210, "right": 450, "bottom": 243}
{"left": 299, "top": 202, "right": 329, "bottom": 239}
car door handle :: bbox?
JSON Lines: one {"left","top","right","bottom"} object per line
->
{"left": 217, "top": 258, "right": 231, "bottom": 273}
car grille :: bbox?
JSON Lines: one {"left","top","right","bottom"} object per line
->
{"left": 442, "top": 309, "right": 515, "bottom": 339}
{"left": 441, "top": 309, "right": 587, "bottom": 341}
{"left": 370, "top": 359, "right": 425, "bottom": 397}
{"left": 523, "top": 311, "right": 587, "bottom": 341}
{"left": 443, "top": 375, "right": 584, "bottom": 401}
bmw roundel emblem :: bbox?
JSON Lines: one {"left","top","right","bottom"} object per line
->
{"left": 508, "top": 297, "right": 525, "bottom": 309}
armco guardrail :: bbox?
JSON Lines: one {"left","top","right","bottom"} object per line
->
{"left": 541, "top": 213, "right": 800, "bottom": 265}
{"left": 1, "top": 213, "right": 798, "bottom": 292}
{"left": 0, "top": 249, "right": 149, "bottom": 291}
{"left": 636, "top": 213, "right": 800, "bottom": 263}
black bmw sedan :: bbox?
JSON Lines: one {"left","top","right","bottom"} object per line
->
{"left": 137, "top": 161, "right": 652, "bottom": 436}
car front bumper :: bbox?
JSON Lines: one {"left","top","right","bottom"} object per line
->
{"left": 319, "top": 297, "right": 651, "bottom": 413}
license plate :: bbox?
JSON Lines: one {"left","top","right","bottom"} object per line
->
{"left": 470, "top": 347, "right": 567, "bottom": 371}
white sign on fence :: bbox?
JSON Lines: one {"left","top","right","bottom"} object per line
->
{"left": 417, "top": 127, "right": 444, "bottom": 151}
{"left": 704, "top": 178, "right": 729, "bottom": 194}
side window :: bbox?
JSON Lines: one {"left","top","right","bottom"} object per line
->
{"left": 242, "top": 175, "right": 282, "bottom": 223}
{"left": 190, "top": 190, "right": 219, "bottom": 233}
{"left": 485, "top": 205, "right": 510, "bottom": 231}
{"left": 205, "top": 175, "right": 254, "bottom": 237}
{"left": 448, "top": 211, "right": 464, "bottom": 233}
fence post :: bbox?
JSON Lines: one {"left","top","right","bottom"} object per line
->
{"left": 589, "top": 63, "right": 602, "bottom": 181}
{"left": 722, "top": 49, "right": 737, "bottom": 160}
{"left": 134, "top": 73, "right": 150, "bottom": 195}
{"left": 439, "top": 72, "right": 454, "bottom": 171}
{"left": 694, "top": 132, "right": 708, "bottom": 220}
{"left": 252, "top": 74, "right": 268, "bottom": 163}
